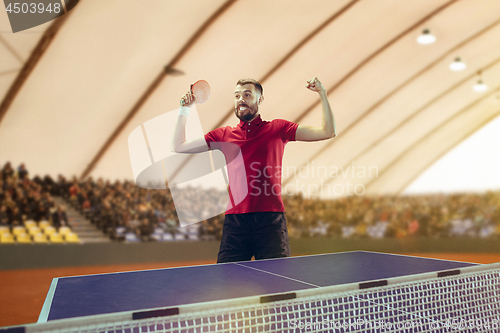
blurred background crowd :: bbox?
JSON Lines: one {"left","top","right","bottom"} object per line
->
{"left": 1, "top": 162, "right": 499, "bottom": 243}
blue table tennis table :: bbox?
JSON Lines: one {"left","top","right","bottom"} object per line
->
{"left": 38, "top": 251, "right": 479, "bottom": 322}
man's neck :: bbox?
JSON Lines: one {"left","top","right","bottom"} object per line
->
{"left": 247, "top": 112, "right": 260, "bottom": 122}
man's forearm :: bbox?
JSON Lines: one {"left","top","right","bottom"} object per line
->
{"left": 171, "top": 106, "right": 209, "bottom": 154}
{"left": 171, "top": 112, "right": 188, "bottom": 153}
{"left": 319, "top": 90, "right": 336, "bottom": 138}
{"left": 295, "top": 78, "right": 337, "bottom": 142}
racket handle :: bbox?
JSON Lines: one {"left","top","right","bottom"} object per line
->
{"left": 189, "top": 84, "right": 197, "bottom": 104}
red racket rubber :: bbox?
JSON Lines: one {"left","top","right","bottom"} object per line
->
{"left": 190, "top": 80, "right": 211, "bottom": 104}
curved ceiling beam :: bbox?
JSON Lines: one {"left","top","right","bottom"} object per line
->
{"left": 0, "top": 69, "right": 21, "bottom": 77}
{"left": 396, "top": 107, "right": 500, "bottom": 195}
{"left": 0, "top": 34, "right": 24, "bottom": 63}
{"left": 211, "top": 0, "right": 360, "bottom": 130}
{"left": 80, "top": 0, "right": 238, "bottom": 180}
{"left": 363, "top": 81, "right": 500, "bottom": 192}
{"left": 288, "top": 20, "right": 500, "bottom": 188}
{"left": 0, "top": 10, "right": 75, "bottom": 125}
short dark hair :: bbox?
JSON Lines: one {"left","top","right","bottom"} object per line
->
{"left": 236, "top": 78, "right": 263, "bottom": 96}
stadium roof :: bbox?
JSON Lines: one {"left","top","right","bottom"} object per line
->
{"left": 1, "top": 0, "right": 500, "bottom": 198}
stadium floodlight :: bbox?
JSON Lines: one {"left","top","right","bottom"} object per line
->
{"left": 417, "top": 29, "right": 436, "bottom": 44}
{"left": 473, "top": 79, "right": 488, "bottom": 92}
{"left": 449, "top": 57, "right": 466, "bottom": 71}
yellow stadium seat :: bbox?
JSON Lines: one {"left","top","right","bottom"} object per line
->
{"left": 33, "top": 233, "right": 48, "bottom": 244}
{"left": 39, "top": 220, "right": 51, "bottom": 229}
{"left": 0, "top": 233, "right": 15, "bottom": 244}
{"left": 16, "top": 233, "right": 32, "bottom": 244}
{"left": 0, "top": 226, "right": 9, "bottom": 234}
{"left": 12, "top": 226, "right": 26, "bottom": 236}
{"left": 24, "top": 220, "right": 37, "bottom": 228}
{"left": 49, "top": 233, "right": 64, "bottom": 243}
{"left": 59, "top": 226, "right": 71, "bottom": 235}
{"left": 28, "top": 226, "right": 40, "bottom": 236}
{"left": 65, "top": 232, "right": 80, "bottom": 243}
{"left": 44, "top": 226, "right": 56, "bottom": 235}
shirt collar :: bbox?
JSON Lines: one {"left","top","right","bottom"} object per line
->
{"left": 238, "top": 114, "right": 263, "bottom": 128}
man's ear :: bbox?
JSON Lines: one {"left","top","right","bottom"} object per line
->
{"left": 258, "top": 95, "right": 264, "bottom": 104}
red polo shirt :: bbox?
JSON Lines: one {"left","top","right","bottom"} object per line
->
{"left": 204, "top": 115, "right": 298, "bottom": 214}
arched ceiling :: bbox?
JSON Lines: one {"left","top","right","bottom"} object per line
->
{"left": 1, "top": 0, "right": 500, "bottom": 198}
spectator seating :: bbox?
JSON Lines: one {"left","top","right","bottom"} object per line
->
{"left": 125, "top": 232, "right": 140, "bottom": 242}
{"left": 59, "top": 226, "right": 72, "bottom": 236}
{"left": 39, "top": 220, "right": 51, "bottom": 230}
{"left": 65, "top": 232, "right": 80, "bottom": 243}
{"left": 0, "top": 232, "right": 15, "bottom": 244}
{"left": 16, "top": 233, "right": 31, "bottom": 243}
{"left": 12, "top": 226, "right": 26, "bottom": 237}
{"left": 24, "top": 220, "right": 37, "bottom": 229}
{"left": 27, "top": 226, "right": 40, "bottom": 237}
{"left": 33, "top": 233, "right": 49, "bottom": 243}
{"left": 49, "top": 233, "right": 64, "bottom": 243}
{"left": 162, "top": 233, "right": 174, "bottom": 241}
{"left": 0, "top": 226, "right": 10, "bottom": 235}
{"left": 43, "top": 226, "right": 56, "bottom": 237}
{"left": 2, "top": 162, "right": 500, "bottom": 244}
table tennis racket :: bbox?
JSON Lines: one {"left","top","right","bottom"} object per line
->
{"left": 190, "top": 80, "right": 211, "bottom": 104}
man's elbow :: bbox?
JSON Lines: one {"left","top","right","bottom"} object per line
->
{"left": 171, "top": 144, "right": 181, "bottom": 153}
{"left": 323, "top": 124, "right": 336, "bottom": 140}
{"left": 324, "top": 130, "right": 336, "bottom": 140}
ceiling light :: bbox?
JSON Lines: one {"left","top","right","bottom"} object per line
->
{"left": 449, "top": 57, "right": 466, "bottom": 71}
{"left": 164, "top": 66, "right": 185, "bottom": 76}
{"left": 417, "top": 29, "right": 436, "bottom": 44}
{"left": 473, "top": 79, "right": 488, "bottom": 92}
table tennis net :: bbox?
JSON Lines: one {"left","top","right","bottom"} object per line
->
{"left": 15, "top": 263, "right": 500, "bottom": 333}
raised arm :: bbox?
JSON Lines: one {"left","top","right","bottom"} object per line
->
{"left": 295, "top": 77, "right": 337, "bottom": 142}
{"left": 171, "top": 90, "right": 209, "bottom": 153}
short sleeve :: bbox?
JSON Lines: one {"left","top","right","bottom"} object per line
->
{"left": 204, "top": 127, "right": 224, "bottom": 149}
{"left": 275, "top": 119, "right": 299, "bottom": 142}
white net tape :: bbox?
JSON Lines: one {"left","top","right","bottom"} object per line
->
{"left": 19, "top": 265, "right": 500, "bottom": 333}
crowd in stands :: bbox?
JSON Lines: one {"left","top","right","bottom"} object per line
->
{"left": 2, "top": 161, "right": 500, "bottom": 243}
{"left": 0, "top": 162, "right": 76, "bottom": 243}
{"left": 283, "top": 193, "right": 500, "bottom": 239}
{"left": 60, "top": 176, "right": 199, "bottom": 242}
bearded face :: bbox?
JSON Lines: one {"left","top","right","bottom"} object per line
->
{"left": 234, "top": 84, "right": 262, "bottom": 122}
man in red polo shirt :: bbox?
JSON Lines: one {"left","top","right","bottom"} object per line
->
{"left": 172, "top": 77, "right": 336, "bottom": 263}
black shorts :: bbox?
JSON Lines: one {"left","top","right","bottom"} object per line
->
{"left": 217, "top": 212, "right": 291, "bottom": 263}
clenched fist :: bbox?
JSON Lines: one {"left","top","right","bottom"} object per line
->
{"left": 180, "top": 90, "right": 196, "bottom": 107}
{"left": 306, "top": 77, "right": 326, "bottom": 93}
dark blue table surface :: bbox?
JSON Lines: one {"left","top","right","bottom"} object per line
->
{"left": 42, "top": 251, "right": 476, "bottom": 321}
